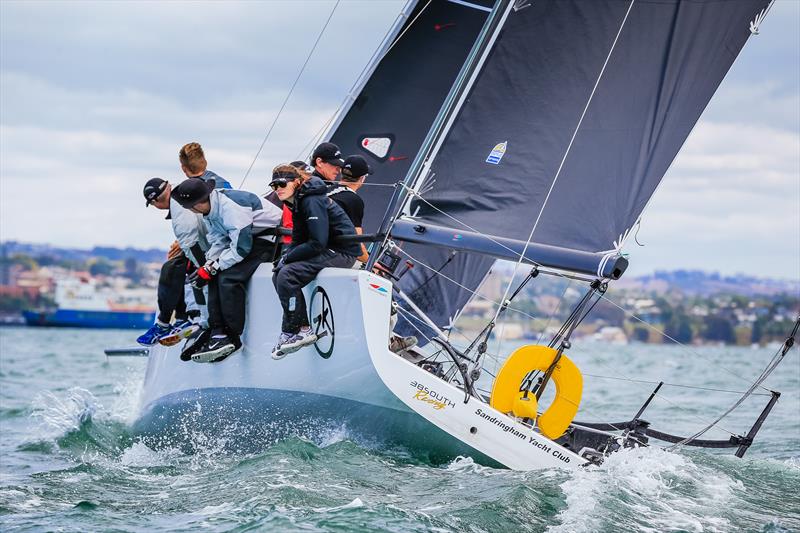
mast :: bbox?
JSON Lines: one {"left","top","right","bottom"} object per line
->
{"left": 366, "top": 0, "right": 515, "bottom": 270}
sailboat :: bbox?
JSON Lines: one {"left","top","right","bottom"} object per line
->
{"left": 125, "top": 0, "right": 797, "bottom": 469}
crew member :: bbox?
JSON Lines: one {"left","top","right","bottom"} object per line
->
{"left": 309, "top": 142, "right": 345, "bottom": 182}
{"left": 269, "top": 164, "right": 359, "bottom": 359}
{"left": 164, "top": 142, "right": 234, "bottom": 265}
{"left": 137, "top": 178, "right": 208, "bottom": 347}
{"left": 172, "top": 178, "right": 282, "bottom": 363}
{"left": 327, "top": 155, "right": 370, "bottom": 263}
{"left": 179, "top": 142, "right": 232, "bottom": 188}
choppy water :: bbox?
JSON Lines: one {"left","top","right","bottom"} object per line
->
{"left": 0, "top": 326, "right": 798, "bottom": 532}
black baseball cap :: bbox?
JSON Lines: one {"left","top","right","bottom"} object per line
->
{"left": 311, "top": 142, "right": 345, "bottom": 167}
{"left": 143, "top": 178, "right": 168, "bottom": 206}
{"left": 341, "top": 155, "right": 371, "bottom": 181}
{"left": 172, "top": 178, "right": 214, "bottom": 209}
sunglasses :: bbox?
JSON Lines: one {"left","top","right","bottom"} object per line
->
{"left": 269, "top": 177, "right": 296, "bottom": 190}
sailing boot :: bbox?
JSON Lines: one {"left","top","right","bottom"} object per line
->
{"left": 192, "top": 330, "right": 238, "bottom": 363}
{"left": 137, "top": 321, "right": 171, "bottom": 346}
{"left": 158, "top": 319, "right": 200, "bottom": 347}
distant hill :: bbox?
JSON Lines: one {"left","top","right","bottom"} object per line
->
{"left": 489, "top": 261, "right": 797, "bottom": 297}
{"left": 614, "top": 269, "right": 799, "bottom": 297}
{"left": 0, "top": 241, "right": 166, "bottom": 265}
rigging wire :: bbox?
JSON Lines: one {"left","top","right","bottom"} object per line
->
{"left": 296, "top": 112, "right": 338, "bottom": 162}
{"left": 395, "top": 304, "right": 437, "bottom": 346}
{"left": 581, "top": 373, "right": 773, "bottom": 397}
{"left": 398, "top": 300, "right": 474, "bottom": 346}
{"left": 239, "top": 1, "right": 341, "bottom": 189}
{"left": 393, "top": 242, "right": 743, "bottom": 436}
{"left": 489, "top": 0, "right": 636, "bottom": 329}
{"left": 536, "top": 278, "right": 573, "bottom": 346}
{"left": 595, "top": 293, "right": 774, "bottom": 392}
{"left": 668, "top": 318, "right": 798, "bottom": 450}
{"left": 391, "top": 245, "right": 540, "bottom": 323}
{"left": 397, "top": 177, "right": 776, "bottom": 395}
{"left": 400, "top": 184, "right": 531, "bottom": 261}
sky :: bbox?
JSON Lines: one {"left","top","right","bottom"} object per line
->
{"left": 0, "top": 0, "right": 798, "bottom": 279}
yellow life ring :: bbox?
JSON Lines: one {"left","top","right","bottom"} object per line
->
{"left": 489, "top": 344, "right": 582, "bottom": 440}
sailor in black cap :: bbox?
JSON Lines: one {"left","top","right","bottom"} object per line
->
{"left": 137, "top": 177, "right": 209, "bottom": 348}
{"left": 309, "top": 142, "right": 345, "bottom": 182}
{"left": 171, "top": 178, "right": 282, "bottom": 363}
{"left": 327, "top": 155, "right": 370, "bottom": 263}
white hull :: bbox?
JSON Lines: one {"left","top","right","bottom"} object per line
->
{"left": 135, "top": 266, "right": 584, "bottom": 470}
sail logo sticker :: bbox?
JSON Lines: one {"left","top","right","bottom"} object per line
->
{"left": 486, "top": 141, "right": 507, "bottom": 165}
{"left": 369, "top": 283, "right": 389, "bottom": 296}
{"left": 361, "top": 136, "right": 392, "bottom": 159}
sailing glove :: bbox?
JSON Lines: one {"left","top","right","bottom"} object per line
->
{"left": 188, "top": 260, "right": 218, "bottom": 288}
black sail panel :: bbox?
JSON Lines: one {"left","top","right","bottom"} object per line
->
{"left": 394, "top": 0, "right": 768, "bottom": 339}
{"left": 328, "top": 0, "right": 492, "bottom": 233}
{"left": 413, "top": 0, "right": 770, "bottom": 254}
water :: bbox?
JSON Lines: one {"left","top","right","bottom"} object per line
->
{"left": 1, "top": 326, "right": 798, "bottom": 532}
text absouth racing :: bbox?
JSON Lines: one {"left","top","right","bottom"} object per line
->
{"left": 410, "top": 380, "right": 456, "bottom": 410}
{"left": 475, "top": 408, "right": 572, "bottom": 464}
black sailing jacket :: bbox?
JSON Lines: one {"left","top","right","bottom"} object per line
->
{"left": 285, "top": 176, "right": 360, "bottom": 263}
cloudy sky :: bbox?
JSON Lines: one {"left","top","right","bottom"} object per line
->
{"left": 1, "top": 0, "right": 798, "bottom": 279}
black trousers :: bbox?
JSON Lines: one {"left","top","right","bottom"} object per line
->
{"left": 157, "top": 253, "right": 189, "bottom": 324}
{"left": 272, "top": 250, "right": 355, "bottom": 334}
{"left": 207, "top": 239, "right": 275, "bottom": 337}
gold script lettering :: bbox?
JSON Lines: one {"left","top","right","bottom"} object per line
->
{"left": 413, "top": 390, "right": 447, "bottom": 410}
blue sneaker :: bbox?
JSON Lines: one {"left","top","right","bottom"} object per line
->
{"left": 137, "top": 322, "right": 171, "bottom": 346}
{"left": 158, "top": 319, "right": 200, "bottom": 347}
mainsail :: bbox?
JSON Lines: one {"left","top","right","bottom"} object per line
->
{"left": 385, "top": 0, "right": 770, "bottom": 339}
{"left": 323, "top": 0, "right": 770, "bottom": 340}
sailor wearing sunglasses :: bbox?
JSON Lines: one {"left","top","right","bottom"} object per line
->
{"left": 269, "top": 164, "right": 360, "bottom": 360}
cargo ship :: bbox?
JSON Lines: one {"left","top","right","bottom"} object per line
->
{"left": 23, "top": 277, "right": 155, "bottom": 329}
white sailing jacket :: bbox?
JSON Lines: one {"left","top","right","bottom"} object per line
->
{"left": 203, "top": 189, "right": 282, "bottom": 271}
{"left": 168, "top": 197, "right": 209, "bottom": 267}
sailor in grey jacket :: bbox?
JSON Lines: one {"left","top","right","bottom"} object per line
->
{"left": 172, "top": 179, "right": 282, "bottom": 362}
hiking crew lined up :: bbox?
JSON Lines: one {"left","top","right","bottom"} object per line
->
{"left": 138, "top": 141, "right": 416, "bottom": 363}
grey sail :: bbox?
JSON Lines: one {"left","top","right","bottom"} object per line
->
{"left": 327, "top": 0, "right": 493, "bottom": 234}
{"left": 390, "top": 0, "right": 770, "bottom": 339}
